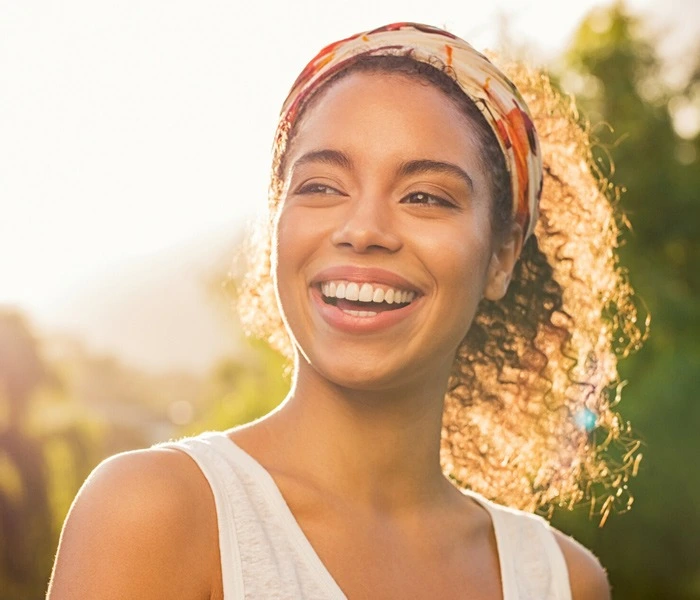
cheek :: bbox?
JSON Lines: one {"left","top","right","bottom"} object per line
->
{"left": 422, "top": 221, "right": 493, "bottom": 287}
{"left": 271, "top": 205, "right": 319, "bottom": 326}
{"left": 271, "top": 208, "right": 297, "bottom": 316}
{"left": 273, "top": 199, "right": 304, "bottom": 263}
{"left": 428, "top": 226, "right": 494, "bottom": 331}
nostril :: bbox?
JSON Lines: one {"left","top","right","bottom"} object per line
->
{"left": 330, "top": 229, "right": 402, "bottom": 254}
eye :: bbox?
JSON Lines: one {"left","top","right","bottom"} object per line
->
{"left": 295, "top": 182, "right": 344, "bottom": 195}
{"left": 401, "top": 191, "right": 454, "bottom": 207}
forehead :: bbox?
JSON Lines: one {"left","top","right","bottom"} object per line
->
{"left": 286, "top": 72, "right": 484, "bottom": 172}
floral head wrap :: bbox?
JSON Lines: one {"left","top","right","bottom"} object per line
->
{"left": 276, "top": 22, "right": 543, "bottom": 241}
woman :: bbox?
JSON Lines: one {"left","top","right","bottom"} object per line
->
{"left": 49, "top": 23, "right": 641, "bottom": 599}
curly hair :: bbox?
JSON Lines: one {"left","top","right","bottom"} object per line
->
{"left": 237, "top": 53, "right": 646, "bottom": 522}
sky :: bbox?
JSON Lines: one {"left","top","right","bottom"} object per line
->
{"left": 1, "top": 0, "right": 697, "bottom": 336}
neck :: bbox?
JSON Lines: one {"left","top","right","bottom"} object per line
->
{"left": 259, "top": 359, "right": 455, "bottom": 513}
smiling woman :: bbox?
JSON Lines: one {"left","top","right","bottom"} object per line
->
{"left": 48, "top": 22, "right": 642, "bottom": 600}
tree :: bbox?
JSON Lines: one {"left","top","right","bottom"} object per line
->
{"left": 0, "top": 311, "right": 58, "bottom": 598}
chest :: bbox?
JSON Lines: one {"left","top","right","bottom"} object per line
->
{"left": 296, "top": 512, "right": 504, "bottom": 600}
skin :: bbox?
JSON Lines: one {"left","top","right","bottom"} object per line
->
{"left": 48, "top": 73, "right": 610, "bottom": 600}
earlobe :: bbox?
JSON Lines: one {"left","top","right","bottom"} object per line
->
{"left": 484, "top": 268, "right": 511, "bottom": 301}
{"left": 483, "top": 224, "right": 523, "bottom": 301}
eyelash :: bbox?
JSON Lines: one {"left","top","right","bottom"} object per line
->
{"left": 401, "top": 191, "right": 455, "bottom": 208}
{"left": 295, "top": 183, "right": 455, "bottom": 208}
{"left": 296, "top": 183, "right": 342, "bottom": 195}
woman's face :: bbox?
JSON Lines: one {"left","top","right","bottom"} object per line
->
{"left": 273, "top": 72, "right": 519, "bottom": 391}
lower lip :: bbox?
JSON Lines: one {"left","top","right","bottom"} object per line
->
{"left": 311, "top": 287, "right": 421, "bottom": 334}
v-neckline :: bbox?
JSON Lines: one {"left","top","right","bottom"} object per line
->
{"left": 212, "top": 432, "right": 511, "bottom": 600}
{"left": 214, "top": 433, "right": 347, "bottom": 597}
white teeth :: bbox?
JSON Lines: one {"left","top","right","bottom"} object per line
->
{"left": 358, "top": 283, "right": 373, "bottom": 302}
{"left": 319, "top": 280, "right": 417, "bottom": 305}
{"left": 344, "top": 309, "right": 378, "bottom": 317}
{"left": 345, "top": 282, "right": 360, "bottom": 301}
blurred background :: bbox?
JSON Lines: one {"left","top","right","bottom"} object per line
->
{"left": 1, "top": 0, "right": 698, "bottom": 598}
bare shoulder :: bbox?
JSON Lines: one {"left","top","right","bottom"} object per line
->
{"left": 552, "top": 528, "right": 611, "bottom": 600}
{"left": 48, "top": 445, "right": 221, "bottom": 600}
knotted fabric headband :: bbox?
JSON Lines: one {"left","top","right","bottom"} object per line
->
{"left": 276, "top": 22, "right": 543, "bottom": 242}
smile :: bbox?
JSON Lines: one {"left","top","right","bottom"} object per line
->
{"left": 319, "top": 280, "right": 417, "bottom": 317}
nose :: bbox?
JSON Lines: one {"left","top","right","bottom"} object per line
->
{"left": 330, "top": 194, "right": 402, "bottom": 254}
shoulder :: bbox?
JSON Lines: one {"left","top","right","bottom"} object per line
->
{"left": 74, "top": 446, "right": 213, "bottom": 536}
{"left": 77, "top": 445, "right": 213, "bottom": 524}
{"left": 48, "top": 445, "right": 221, "bottom": 600}
{"left": 551, "top": 528, "right": 611, "bottom": 600}
{"left": 475, "top": 499, "right": 610, "bottom": 600}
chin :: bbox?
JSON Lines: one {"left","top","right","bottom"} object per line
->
{"left": 298, "top": 347, "right": 439, "bottom": 395}
{"left": 310, "top": 356, "right": 394, "bottom": 390}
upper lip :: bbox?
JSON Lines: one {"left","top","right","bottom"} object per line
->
{"left": 310, "top": 266, "right": 422, "bottom": 293}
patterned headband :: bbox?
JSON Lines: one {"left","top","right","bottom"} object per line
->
{"left": 276, "top": 22, "right": 543, "bottom": 241}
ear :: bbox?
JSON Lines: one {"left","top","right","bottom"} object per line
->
{"left": 483, "top": 224, "right": 524, "bottom": 301}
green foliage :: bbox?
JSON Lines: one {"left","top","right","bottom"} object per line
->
{"left": 0, "top": 312, "right": 99, "bottom": 599}
{"left": 550, "top": 4, "right": 700, "bottom": 599}
{"left": 184, "top": 339, "right": 290, "bottom": 435}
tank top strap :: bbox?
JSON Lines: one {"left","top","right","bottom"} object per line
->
{"left": 465, "top": 491, "right": 572, "bottom": 600}
{"left": 158, "top": 433, "right": 245, "bottom": 599}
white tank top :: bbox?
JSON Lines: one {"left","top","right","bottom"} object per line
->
{"left": 163, "top": 432, "right": 572, "bottom": 600}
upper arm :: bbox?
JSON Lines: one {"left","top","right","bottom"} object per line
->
{"left": 47, "top": 447, "right": 219, "bottom": 600}
{"left": 552, "top": 529, "right": 611, "bottom": 600}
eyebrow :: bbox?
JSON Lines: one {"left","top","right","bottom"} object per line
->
{"left": 291, "top": 149, "right": 353, "bottom": 172}
{"left": 290, "top": 151, "right": 474, "bottom": 191}
{"left": 398, "top": 159, "right": 474, "bottom": 191}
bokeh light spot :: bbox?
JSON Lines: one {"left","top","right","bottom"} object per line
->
{"left": 575, "top": 407, "right": 598, "bottom": 432}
